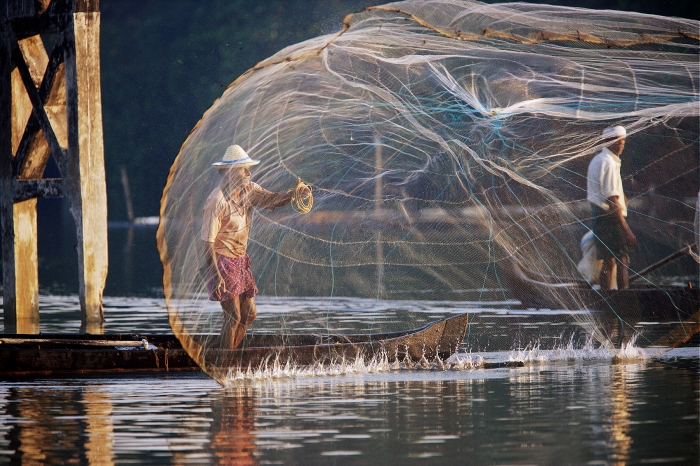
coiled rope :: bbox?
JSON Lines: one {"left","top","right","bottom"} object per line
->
{"left": 291, "top": 181, "right": 313, "bottom": 214}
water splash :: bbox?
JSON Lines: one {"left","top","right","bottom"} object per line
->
{"left": 506, "top": 334, "right": 671, "bottom": 364}
{"left": 613, "top": 337, "right": 667, "bottom": 361}
{"left": 210, "top": 333, "right": 681, "bottom": 386}
{"left": 216, "top": 350, "right": 495, "bottom": 386}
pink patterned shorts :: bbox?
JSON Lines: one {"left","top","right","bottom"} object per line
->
{"left": 208, "top": 254, "right": 258, "bottom": 302}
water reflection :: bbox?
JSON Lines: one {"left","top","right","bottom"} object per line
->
{"left": 0, "top": 355, "right": 696, "bottom": 464}
{"left": 609, "top": 364, "right": 635, "bottom": 465}
{"left": 211, "top": 390, "right": 257, "bottom": 465}
{"left": 83, "top": 388, "right": 115, "bottom": 466}
{"left": 3, "top": 386, "right": 113, "bottom": 464}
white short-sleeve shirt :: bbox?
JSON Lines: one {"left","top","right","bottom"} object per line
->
{"left": 587, "top": 147, "right": 627, "bottom": 217}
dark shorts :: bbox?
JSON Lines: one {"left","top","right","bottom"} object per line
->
{"left": 591, "top": 204, "right": 629, "bottom": 260}
{"left": 208, "top": 254, "right": 258, "bottom": 302}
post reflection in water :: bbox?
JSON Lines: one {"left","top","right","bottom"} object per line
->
{"left": 2, "top": 386, "right": 114, "bottom": 465}
{"left": 210, "top": 388, "right": 257, "bottom": 465}
{"left": 83, "top": 387, "right": 116, "bottom": 466}
{"left": 608, "top": 363, "right": 636, "bottom": 466}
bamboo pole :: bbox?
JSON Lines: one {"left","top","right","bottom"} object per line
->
{"left": 374, "top": 135, "right": 383, "bottom": 297}
{"left": 120, "top": 166, "right": 135, "bottom": 223}
{"left": 629, "top": 244, "right": 697, "bottom": 284}
{"left": 0, "top": 338, "right": 147, "bottom": 347}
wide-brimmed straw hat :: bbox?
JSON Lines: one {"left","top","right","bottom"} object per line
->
{"left": 212, "top": 145, "right": 260, "bottom": 168}
{"left": 602, "top": 126, "right": 626, "bottom": 140}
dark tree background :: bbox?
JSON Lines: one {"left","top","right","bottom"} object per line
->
{"left": 101, "top": 0, "right": 377, "bottom": 220}
{"left": 99, "top": 0, "right": 699, "bottom": 220}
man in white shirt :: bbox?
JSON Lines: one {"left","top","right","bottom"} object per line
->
{"left": 587, "top": 126, "right": 636, "bottom": 290}
{"left": 201, "top": 145, "right": 309, "bottom": 348}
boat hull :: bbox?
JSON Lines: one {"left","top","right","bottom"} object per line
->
{"left": 0, "top": 334, "right": 199, "bottom": 379}
{"left": 201, "top": 313, "right": 469, "bottom": 371}
{"left": 502, "top": 258, "right": 700, "bottom": 347}
{"left": 0, "top": 314, "right": 470, "bottom": 379}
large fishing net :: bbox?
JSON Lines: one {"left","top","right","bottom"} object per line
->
{"left": 157, "top": 0, "right": 699, "bottom": 382}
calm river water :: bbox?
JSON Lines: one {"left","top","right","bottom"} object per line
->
{"left": 0, "top": 294, "right": 697, "bottom": 465}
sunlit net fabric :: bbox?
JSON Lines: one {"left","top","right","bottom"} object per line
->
{"left": 158, "top": 0, "right": 699, "bottom": 379}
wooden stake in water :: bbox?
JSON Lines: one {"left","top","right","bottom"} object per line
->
{"left": 375, "top": 135, "right": 384, "bottom": 297}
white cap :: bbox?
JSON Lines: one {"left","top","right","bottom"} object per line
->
{"left": 602, "top": 126, "right": 626, "bottom": 140}
{"left": 212, "top": 145, "right": 260, "bottom": 168}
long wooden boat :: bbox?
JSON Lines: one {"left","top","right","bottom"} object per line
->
{"left": 502, "top": 257, "right": 700, "bottom": 347}
{"left": 0, "top": 333, "right": 199, "bottom": 379}
{"left": 0, "top": 313, "right": 470, "bottom": 379}
{"left": 199, "top": 313, "right": 469, "bottom": 372}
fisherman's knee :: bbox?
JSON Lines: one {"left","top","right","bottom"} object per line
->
{"left": 221, "top": 299, "right": 242, "bottom": 323}
{"left": 241, "top": 298, "right": 257, "bottom": 325}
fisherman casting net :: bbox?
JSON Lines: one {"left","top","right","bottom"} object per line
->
{"left": 157, "top": 0, "right": 699, "bottom": 383}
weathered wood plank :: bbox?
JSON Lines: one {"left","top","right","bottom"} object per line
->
{"left": 10, "top": 31, "right": 66, "bottom": 171}
{"left": 2, "top": 0, "right": 39, "bottom": 20}
{"left": 12, "top": 199, "right": 39, "bottom": 333}
{"left": 13, "top": 178, "right": 63, "bottom": 201}
{"left": 7, "top": 34, "right": 56, "bottom": 333}
{"left": 75, "top": 0, "right": 98, "bottom": 13}
{"left": 2, "top": 0, "right": 52, "bottom": 19}
{"left": 13, "top": 34, "right": 68, "bottom": 179}
{"left": 3, "top": 0, "right": 68, "bottom": 38}
{"left": 63, "top": 10, "right": 108, "bottom": 334}
{"left": 8, "top": 15, "right": 68, "bottom": 40}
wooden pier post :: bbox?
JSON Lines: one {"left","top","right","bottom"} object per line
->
{"left": 67, "top": 0, "right": 108, "bottom": 334}
{"left": 1, "top": 0, "right": 108, "bottom": 334}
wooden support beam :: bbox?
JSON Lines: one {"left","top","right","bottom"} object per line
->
{"left": 13, "top": 33, "right": 68, "bottom": 178}
{"left": 1, "top": 34, "right": 54, "bottom": 334}
{"left": 2, "top": 0, "right": 107, "bottom": 334}
{"left": 1, "top": 26, "right": 19, "bottom": 331}
{"left": 11, "top": 198, "right": 39, "bottom": 333}
{"left": 11, "top": 31, "right": 67, "bottom": 173}
{"left": 13, "top": 178, "right": 63, "bottom": 201}
{"left": 1, "top": 26, "right": 40, "bottom": 333}
{"left": 2, "top": 0, "right": 53, "bottom": 19}
{"left": 2, "top": 33, "right": 65, "bottom": 334}
{"left": 75, "top": 0, "right": 99, "bottom": 13}
{"left": 3, "top": 0, "right": 65, "bottom": 39}
{"left": 63, "top": 8, "right": 107, "bottom": 334}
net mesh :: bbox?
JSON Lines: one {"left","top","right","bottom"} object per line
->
{"left": 157, "top": 0, "right": 699, "bottom": 382}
